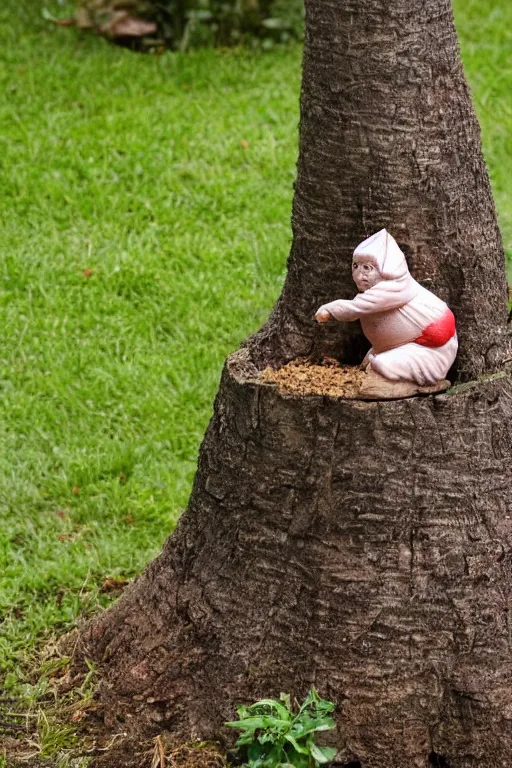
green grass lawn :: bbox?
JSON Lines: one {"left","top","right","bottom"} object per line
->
{"left": 0, "top": 0, "right": 511, "bottom": 691}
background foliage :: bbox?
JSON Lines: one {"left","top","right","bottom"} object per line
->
{"left": 74, "top": 0, "right": 304, "bottom": 49}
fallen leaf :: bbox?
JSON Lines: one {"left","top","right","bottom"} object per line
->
{"left": 100, "top": 12, "right": 157, "bottom": 39}
{"left": 71, "top": 709, "right": 86, "bottom": 723}
{"left": 240, "top": 139, "right": 249, "bottom": 149}
{"left": 100, "top": 577, "right": 129, "bottom": 593}
{"left": 151, "top": 734, "right": 165, "bottom": 768}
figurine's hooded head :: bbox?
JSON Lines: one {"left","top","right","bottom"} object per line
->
{"left": 353, "top": 229, "right": 409, "bottom": 280}
{"left": 351, "top": 228, "right": 419, "bottom": 306}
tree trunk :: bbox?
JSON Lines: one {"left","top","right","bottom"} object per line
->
{"left": 252, "top": 0, "right": 510, "bottom": 379}
{"left": 76, "top": 1, "right": 512, "bottom": 767}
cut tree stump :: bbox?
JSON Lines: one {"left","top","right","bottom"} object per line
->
{"left": 78, "top": 349, "right": 512, "bottom": 768}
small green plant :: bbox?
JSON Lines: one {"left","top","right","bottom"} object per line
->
{"left": 226, "top": 688, "right": 337, "bottom": 768}
{"left": 34, "top": 710, "right": 79, "bottom": 759}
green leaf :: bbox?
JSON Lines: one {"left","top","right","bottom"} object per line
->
{"left": 248, "top": 699, "right": 292, "bottom": 720}
{"left": 226, "top": 716, "right": 274, "bottom": 730}
{"left": 225, "top": 719, "right": 248, "bottom": 729}
{"left": 299, "top": 688, "right": 318, "bottom": 709}
{"left": 247, "top": 741, "right": 265, "bottom": 762}
{"left": 284, "top": 734, "right": 309, "bottom": 754}
{"left": 280, "top": 692, "right": 292, "bottom": 711}
{"left": 236, "top": 733, "right": 261, "bottom": 746}
{"left": 298, "top": 689, "right": 335, "bottom": 719}
{"left": 285, "top": 753, "right": 310, "bottom": 768}
{"left": 293, "top": 717, "right": 336, "bottom": 735}
{"left": 258, "top": 732, "right": 281, "bottom": 744}
{"left": 309, "top": 744, "right": 337, "bottom": 765}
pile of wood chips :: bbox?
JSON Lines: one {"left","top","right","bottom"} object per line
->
{"left": 261, "top": 357, "right": 365, "bottom": 398}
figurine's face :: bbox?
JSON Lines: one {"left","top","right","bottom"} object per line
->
{"left": 352, "top": 259, "right": 381, "bottom": 291}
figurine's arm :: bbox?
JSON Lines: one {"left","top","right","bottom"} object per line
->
{"left": 316, "top": 299, "right": 360, "bottom": 322}
{"left": 316, "top": 284, "right": 407, "bottom": 322}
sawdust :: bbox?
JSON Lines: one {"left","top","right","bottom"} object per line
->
{"left": 261, "top": 357, "right": 365, "bottom": 398}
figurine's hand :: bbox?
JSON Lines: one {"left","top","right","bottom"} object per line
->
{"left": 315, "top": 309, "right": 332, "bottom": 324}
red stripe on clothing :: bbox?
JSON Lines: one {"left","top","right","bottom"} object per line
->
{"left": 415, "top": 308, "right": 456, "bottom": 348}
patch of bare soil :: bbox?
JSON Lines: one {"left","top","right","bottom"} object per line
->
{"left": 261, "top": 357, "right": 365, "bottom": 398}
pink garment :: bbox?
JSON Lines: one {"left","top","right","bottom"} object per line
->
{"left": 366, "top": 337, "right": 458, "bottom": 386}
{"left": 317, "top": 230, "right": 458, "bottom": 385}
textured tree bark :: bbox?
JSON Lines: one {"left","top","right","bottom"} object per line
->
{"left": 251, "top": 0, "right": 510, "bottom": 380}
{"left": 75, "top": 1, "right": 512, "bottom": 767}
{"left": 83, "top": 358, "right": 512, "bottom": 768}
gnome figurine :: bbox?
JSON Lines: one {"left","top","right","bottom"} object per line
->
{"left": 315, "top": 229, "right": 458, "bottom": 398}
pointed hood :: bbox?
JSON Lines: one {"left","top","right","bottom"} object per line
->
{"left": 349, "top": 229, "right": 420, "bottom": 312}
{"left": 353, "top": 229, "right": 409, "bottom": 280}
